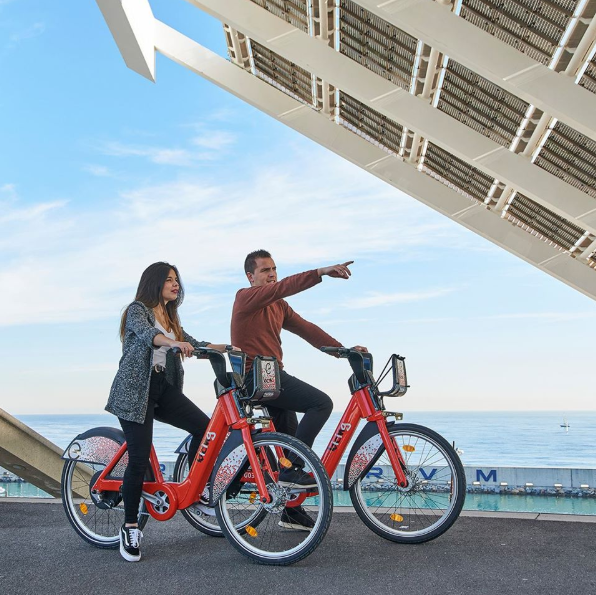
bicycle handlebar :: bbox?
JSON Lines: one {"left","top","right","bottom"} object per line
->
{"left": 321, "top": 346, "right": 372, "bottom": 384}
{"left": 171, "top": 346, "right": 240, "bottom": 388}
{"left": 320, "top": 347, "right": 368, "bottom": 357}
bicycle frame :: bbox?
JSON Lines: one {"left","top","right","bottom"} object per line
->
{"left": 91, "top": 383, "right": 274, "bottom": 522}
{"left": 262, "top": 350, "right": 410, "bottom": 506}
{"left": 319, "top": 386, "right": 408, "bottom": 488}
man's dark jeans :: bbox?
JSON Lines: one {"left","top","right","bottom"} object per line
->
{"left": 264, "top": 369, "right": 333, "bottom": 450}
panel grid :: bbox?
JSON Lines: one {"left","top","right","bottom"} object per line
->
{"left": 251, "top": 40, "right": 314, "bottom": 105}
{"left": 338, "top": 92, "right": 404, "bottom": 155}
{"left": 534, "top": 121, "right": 596, "bottom": 198}
{"left": 339, "top": 0, "right": 417, "bottom": 91}
{"left": 459, "top": 0, "right": 577, "bottom": 65}
{"left": 579, "top": 57, "right": 596, "bottom": 95}
{"left": 423, "top": 143, "right": 494, "bottom": 202}
{"left": 249, "top": 0, "right": 309, "bottom": 33}
{"left": 437, "top": 60, "right": 530, "bottom": 147}
{"left": 506, "top": 193, "right": 585, "bottom": 250}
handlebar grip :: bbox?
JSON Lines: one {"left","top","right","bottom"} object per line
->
{"left": 321, "top": 346, "right": 351, "bottom": 356}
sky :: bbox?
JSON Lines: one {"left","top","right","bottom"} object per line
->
{"left": 1, "top": 0, "right": 595, "bottom": 415}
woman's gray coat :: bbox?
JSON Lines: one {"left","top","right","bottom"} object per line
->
{"left": 105, "top": 301, "right": 208, "bottom": 424}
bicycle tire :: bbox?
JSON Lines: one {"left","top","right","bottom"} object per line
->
{"left": 349, "top": 423, "right": 465, "bottom": 544}
{"left": 61, "top": 459, "right": 148, "bottom": 549}
{"left": 215, "top": 432, "right": 333, "bottom": 565}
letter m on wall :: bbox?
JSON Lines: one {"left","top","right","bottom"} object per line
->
{"left": 476, "top": 469, "right": 497, "bottom": 483}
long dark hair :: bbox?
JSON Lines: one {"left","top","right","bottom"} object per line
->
{"left": 120, "top": 262, "right": 185, "bottom": 342}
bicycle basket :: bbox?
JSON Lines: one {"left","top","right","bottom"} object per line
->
{"left": 244, "top": 356, "right": 281, "bottom": 403}
{"left": 374, "top": 354, "right": 408, "bottom": 397}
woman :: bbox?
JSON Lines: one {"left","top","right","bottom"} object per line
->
{"left": 105, "top": 262, "right": 230, "bottom": 562}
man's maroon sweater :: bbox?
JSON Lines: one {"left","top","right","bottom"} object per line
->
{"left": 231, "top": 269, "right": 342, "bottom": 370}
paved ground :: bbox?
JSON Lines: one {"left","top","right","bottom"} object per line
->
{"left": 1, "top": 499, "right": 595, "bottom": 595}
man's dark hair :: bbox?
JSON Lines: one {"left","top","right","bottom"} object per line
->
{"left": 244, "top": 249, "right": 272, "bottom": 274}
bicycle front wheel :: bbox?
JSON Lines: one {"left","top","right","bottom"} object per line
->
{"left": 350, "top": 423, "right": 465, "bottom": 543}
{"left": 215, "top": 432, "right": 333, "bottom": 565}
{"left": 61, "top": 459, "right": 147, "bottom": 548}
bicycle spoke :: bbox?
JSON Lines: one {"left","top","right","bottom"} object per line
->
{"left": 351, "top": 425, "right": 465, "bottom": 543}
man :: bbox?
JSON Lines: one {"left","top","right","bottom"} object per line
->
{"left": 231, "top": 249, "right": 366, "bottom": 530}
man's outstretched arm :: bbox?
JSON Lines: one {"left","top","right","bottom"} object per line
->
{"left": 236, "top": 261, "right": 357, "bottom": 314}
{"left": 283, "top": 305, "right": 368, "bottom": 353}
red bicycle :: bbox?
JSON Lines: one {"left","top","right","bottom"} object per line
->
{"left": 60, "top": 347, "right": 333, "bottom": 565}
{"left": 176, "top": 347, "right": 465, "bottom": 544}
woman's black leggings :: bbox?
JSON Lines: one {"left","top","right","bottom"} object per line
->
{"left": 119, "top": 371, "right": 210, "bottom": 524}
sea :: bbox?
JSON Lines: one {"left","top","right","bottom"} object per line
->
{"left": 12, "top": 410, "right": 596, "bottom": 467}
{"left": 5, "top": 410, "right": 596, "bottom": 514}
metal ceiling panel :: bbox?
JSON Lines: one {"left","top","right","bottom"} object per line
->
{"left": 437, "top": 60, "right": 532, "bottom": 148}
{"left": 339, "top": 0, "right": 417, "bottom": 91}
{"left": 534, "top": 121, "right": 596, "bottom": 198}
{"left": 250, "top": 40, "right": 314, "bottom": 105}
{"left": 423, "top": 142, "right": 494, "bottom": 202}
{"left": 459, "top": 0, "right": 577, "bottom": 65}
{"left": 506, "top": 192, "right": 585, "bottom": 251}
{"left": 579, "top": 56, "right": 596, "bottom": 94}
{"left": 249, "top": 0, "right": 309, "bottom": 33}
{"left": 338, "top": 91, "right": 403, "bottom": 155}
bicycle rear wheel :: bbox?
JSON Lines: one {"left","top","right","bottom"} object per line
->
{"left": 61, "top": 459, "right": 147, "bottom": 549}
{"left": 349, "top": 423, "right": 465, "bottom": 543}
{"left": 215, "top": 432, "right": 333, "bottom": 565}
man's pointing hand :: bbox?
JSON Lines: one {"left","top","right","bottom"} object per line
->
{"left": 318, "top": 261, "right": 354, "bottom": 279}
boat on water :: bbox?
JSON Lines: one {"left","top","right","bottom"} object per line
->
{"left": 560, "top": 418, "right": 570, "bottom": 431}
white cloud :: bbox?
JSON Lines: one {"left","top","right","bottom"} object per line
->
{"left": 0, "top": 183, "right": 17, "bottom": 199}
{"left": 83, "top": 164, "right": 112, "bottom": 177}
{"left": 343, "top": 288, "right": 456, "bottom": 309}
{"left": 481, "top": 312, "right": 596, "bottom": 323}
{"left": 98, "top": 127, "right": 237, "bottom": 166}
{"left": 9, "top": 21, "right": 45, "bottom": 44}
{"left": 101, "top": 142, "right": 195, "bottom": 166}
{"left": 0, "top": 149, "right": 475, "bottom": 327}
{"left": 0, "top": 200, "right": 66, "bottom": 225}
{"left": 190, "top": 131, "right": 235, "bottom": 151}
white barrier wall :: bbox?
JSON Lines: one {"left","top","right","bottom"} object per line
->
{"left": 153, "top": 463, "right": 596, "bottom": 491}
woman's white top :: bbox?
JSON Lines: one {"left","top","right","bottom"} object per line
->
{"left": 152, "top": 320, "right": 175, "bottom": 368}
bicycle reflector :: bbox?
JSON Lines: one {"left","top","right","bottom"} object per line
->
{"left": 246, "top": 526, "right": 258, "bottom": 538}
{"left": 403, "top": 445, "right": 415, "bottom": 452}
{"left": 390, "top": 514, "right": 404, "bottom": 522}
{"left": 279, "top": 457, "right": 292, "bottom": 469}
{"left": 79, "top": 503, "right": 88, "bottom": 515}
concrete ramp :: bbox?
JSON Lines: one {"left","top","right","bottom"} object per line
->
{"left": 0, "top": 408, "right": 88, "bottom": 498}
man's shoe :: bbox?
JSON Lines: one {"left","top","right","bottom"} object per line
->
{"left": 278, "top": 466, "right": 318, "bottom": 489}
{"left": 193, "top": 484, "right": 216, "bottom": 517}
{"left": 120, "top": 524, "right": 143, "bottom": 562}
{"left": 278, "top": 505, "right": 315, "bottom": 531}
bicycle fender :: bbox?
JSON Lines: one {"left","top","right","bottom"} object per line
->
{"left": 176, "top": 428, "right": 234, "bottom": 454}
{"left": 344, "top": 421, "right": 396, "bottom": 490}
{"left": 175, "top": 434, "right": 192, "bottom": 454}
{"left": 209, "top": 429, "right": 249, "bottom": 505}
{"left": 61, "top": 427, "right": 127, "bottom": 473}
